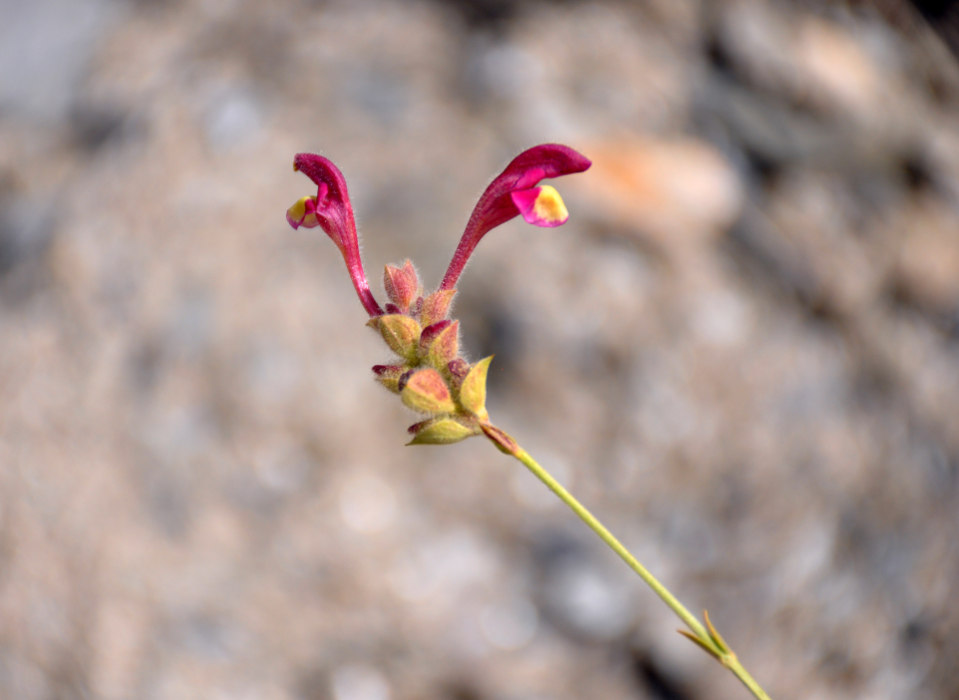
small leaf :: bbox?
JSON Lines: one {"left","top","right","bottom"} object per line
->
{"left": 459, "top": 356, "right": 492, "bottom": 419}
{"left": 703, "top": 610, "right": 732, "bottom": 654}
{"left": 678, "top": 630, "right": 722, "bottom": 661}
{"left": 401, "top": 368, "right": 456, "bottom": 414}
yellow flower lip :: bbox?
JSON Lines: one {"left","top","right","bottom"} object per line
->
{"left": 286, "top": 195, "right": 319, "bottom": 229}
{"left": 511, "top": 184, "right": 569, "bottom": 227}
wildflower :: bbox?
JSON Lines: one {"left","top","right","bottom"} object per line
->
{"left": 439, "top": 144, "right": 592, "bottom": 291}
{"left": 286, "top": 153, "right": 383, "bottom": 317}
{"left": 286, "top": 144, "right": 591, "bottom": 444}
{"left": 284, "top": 145, "right": 773, "bottom": 700}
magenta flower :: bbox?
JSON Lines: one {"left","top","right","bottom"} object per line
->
{"left": 438, "top": 143, "right": 592, "bottom": 290}
{"left": 286, "top": 144, "right": 590, "bottom": 316}
{"left": 286, "top": 153, "right": 383, "bottom": 317}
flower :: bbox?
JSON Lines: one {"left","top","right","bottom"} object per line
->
{"left": 285, "top": 144, "right": 591, "bottom": 444}
{"left": 438, "top": 143, "right": 592, "bottom": 290}
{"left": 286, "top": 153, "right": 383, "bottom": 317}
{"left": 287, "top": 144, "right": 590, "bottom": 314}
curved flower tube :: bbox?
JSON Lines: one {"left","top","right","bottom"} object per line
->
{"left": 286, "top": 153, "right": 383, "bottom": 317}
{"left": 438, "top": 144, "right": 592, "bottom": 291}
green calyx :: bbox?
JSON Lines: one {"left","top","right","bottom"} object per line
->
{"left": 369, "top": 314, "right": 422, "bottom": 363}
{"left": 368, "top": 274, "right": 493, "bottom": 445}
{"left": 407, "top": 416, "right": 480, "bottom": 445}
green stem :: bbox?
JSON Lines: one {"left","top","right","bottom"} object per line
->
{"left": 506, "top": 441, "right": 771, "bottom": 700}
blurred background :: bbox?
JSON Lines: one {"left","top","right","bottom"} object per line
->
{"left": 2, "top": 0, "right": 959, "bottom": 698}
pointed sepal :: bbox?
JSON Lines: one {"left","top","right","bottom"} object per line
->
{"left": 459, "top": 355, "right": 492, "bottom": 419}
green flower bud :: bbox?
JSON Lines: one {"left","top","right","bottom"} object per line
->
{"left": 407, "top": 416, "right": 479, "bottom": 445}
{"left": 419, "top": 320, "right": 459, "bottom": 370}
{"left": 401, "top": 368, "right": 456, "bottom": 414}
{"left": 368, "top": 314, "right": 421, "bottom": 363}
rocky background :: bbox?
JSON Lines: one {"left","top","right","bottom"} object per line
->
{"left": 2, "top": 0, "right": 959, "bottom": 698}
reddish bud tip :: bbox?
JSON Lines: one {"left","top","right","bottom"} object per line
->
{"left": 384, "top": 260, "right": 421, "bottom": 312}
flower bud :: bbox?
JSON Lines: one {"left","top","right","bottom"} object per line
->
{"left": 401, "top": 368, "right": 456, "bottom": 414}
{"left": 419, "top": 320, "right": 459, "bottom": 370}
{"left": 384, "top": 260, "right": 420, "bottom": 312}
{"left": 419, "top": 289, "right": 456, "bottom": 327}
{"left": 407, "top": 416, "right": 479, "bottom": 445}
{"left": 368, "top": 314, "right": 421, "bottom": 363}
{"left": 458, "top": 355, "right": 492, "bottom": 419}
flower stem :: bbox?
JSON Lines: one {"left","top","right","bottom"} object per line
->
{"left": 503, "top": 440, "right": 771, "bottom": 700}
